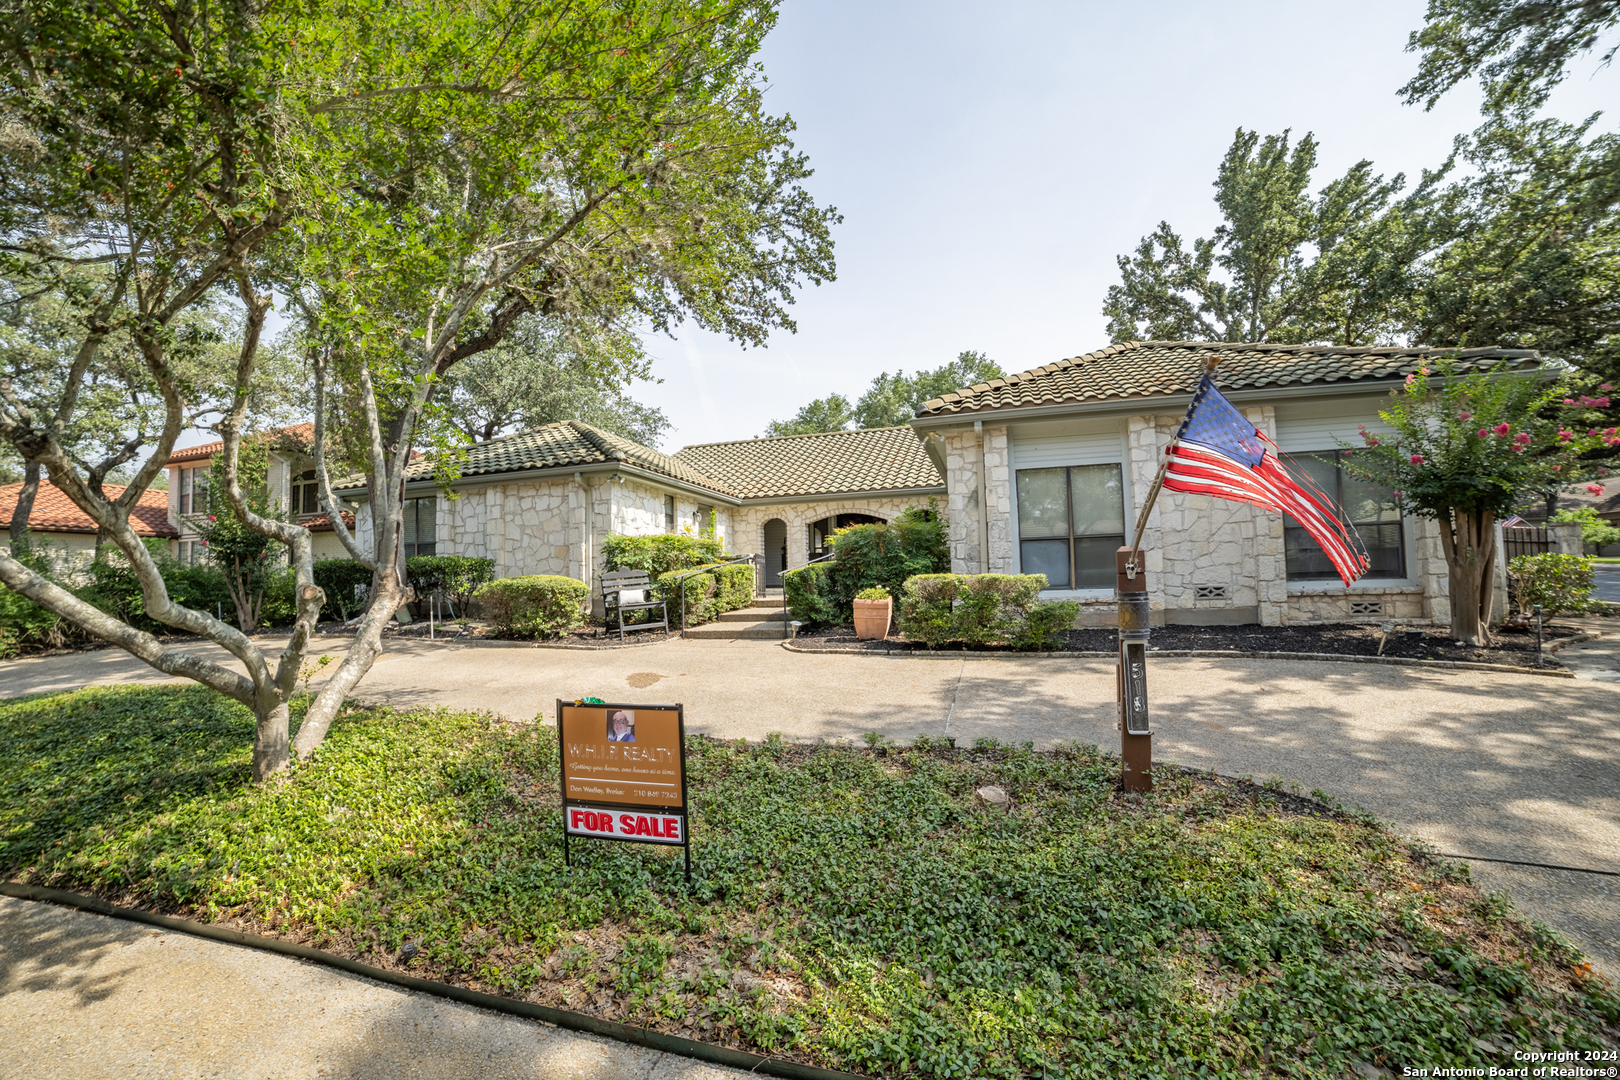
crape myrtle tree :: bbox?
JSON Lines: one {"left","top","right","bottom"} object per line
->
{"left": 1339, "top": 359, "right": 1612, "bottom": 645}
{"left": 0, "top": 0, "right": 834, "bottom": 780}
{"left": 277, "top": 0, "right": 836, "bottom": 762}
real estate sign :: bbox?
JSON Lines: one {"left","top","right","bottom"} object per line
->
{"left": 556, "top": 700, "right": 690, "bottom": 875}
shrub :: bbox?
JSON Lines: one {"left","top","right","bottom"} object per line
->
{"left": 854, "top": 586, "right": 889, "bottom": 601}
{"left": 406, "top": 555, "right": 495, "bottom": 615}
{"left": 257, "top": 568, "right": 298, "bottom": 628}
{"left": 1508, "top": 553, "right": 1598, "bottom": 616}
{"left": 313, "top": 559, "right": 375, "bottom": 622}
{"left": 897, "top": 573, "right": 1078, "bottom": 649}
{"left": 657, "top": 562, "right": 755, "bottom": 628}
{"left": 1550, "top": 506, "right": 1620, "bottom": 550}
{"left": 476, "top": 575, "right": 590, "bottom": 639}
{"left": 784, "top": 505, "right": 950, "bottom": 627}
{"left": 783, "top": 562, "right": 840, "bottom": 626}
{"left": 602, "top": 534, "right": 725, "bottom": 578}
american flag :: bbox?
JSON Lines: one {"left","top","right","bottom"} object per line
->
{"left": 1502, "top": 515, "right": 1527, "bottom": 528}
{"left": 1162, "top": 375, "right": 1370, "bottom": 586}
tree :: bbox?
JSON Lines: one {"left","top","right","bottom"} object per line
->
{"left": 763, "top": 351, "right": 1001, "bottom": 435}
{"left": 1339, "top": 359, "right": 1610, "bottom": 644}
{"left": 193, "top": 437, "right": 283, "bottom": 634}
{"left": 436, "top": 319, "right": 669, "bottom": 446}
{"left": 1401, "top": 0, "right": 1620, "bottom": 114}
{"left": 1103, "top": 129, "right": 1447, "bottom": 346}
{"left": 1551, "top": 505, "right": 1620, "bottom": 548}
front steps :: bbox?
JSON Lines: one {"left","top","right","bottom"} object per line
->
{"left": 681, "top": 595, "right": 791, "bottom": 640}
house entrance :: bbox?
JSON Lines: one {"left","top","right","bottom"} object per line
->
{"left": 808, "top": 513, "right": 885, "bottom": 560}
{"left": 763, "top": 518, "right": 787, "bottom": 588}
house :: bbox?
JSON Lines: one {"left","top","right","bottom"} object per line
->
{"left": 0, "top": 481, "right": 177, "bottom": 569}
{"left": 911, "top": 340, "right": 1541, "bottom": 626}
{"left": 165, "top": 423, "right": 356, "bottom": 565}
{"left": 335, "top": 420, "right": 945, "bottom": 597}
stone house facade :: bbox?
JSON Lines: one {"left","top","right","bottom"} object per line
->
{"left": 912, "top": 341, "right": 1550, "bottom": 627}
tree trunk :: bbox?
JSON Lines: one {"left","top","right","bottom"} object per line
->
{"left": 1438, "top": 507, "right": 1497, "bottom": 647}
{"left": 253, "top": 694, "right": 291, "bottom": 782}
{"left": 8, "top": 462, "right": 39, "bottom": 545}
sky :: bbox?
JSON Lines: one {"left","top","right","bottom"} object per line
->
{"left": 632, "top": 0, "right": 1617, "bottom": 450}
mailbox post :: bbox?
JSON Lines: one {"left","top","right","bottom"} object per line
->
{"left": 1115, "top": 546, "right": 1153, "bottom": 792}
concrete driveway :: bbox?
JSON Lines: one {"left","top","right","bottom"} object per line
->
{"left": 2, "top": 633, "right": 1616, "bottom": 977}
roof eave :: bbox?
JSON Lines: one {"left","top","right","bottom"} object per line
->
{"left": 354, "top": 459, "right": 742, "bottom": 505}
{"left": 737, "top": 484, "right": 946, "bottom": 506}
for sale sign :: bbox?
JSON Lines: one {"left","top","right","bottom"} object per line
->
{"left": 556, "top": 700, "right": 691, "bottom": 877}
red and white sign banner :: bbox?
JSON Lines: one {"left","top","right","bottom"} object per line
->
{"left": 566, "top": 805, "right": 684, "bottom": 844}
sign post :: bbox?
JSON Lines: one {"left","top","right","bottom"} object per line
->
{"left": 1116, "top": 547, "right": 1153, "bottom": 792}
{"left": 556, "top": 699, "right": 691, "bottom": 880}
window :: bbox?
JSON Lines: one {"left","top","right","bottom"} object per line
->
{"left": 1282, "top": 450, "right": 1405, "bottom": 580}
{"left": 179, "top": 540, "right": 204, "bottom": 566}
{"left": 291, "top": 469, "right": 321, "bottom": 516}
{"left": 178, "top": 466, "right": 210, "bottom": 516}
{"left": 664, "top": 495, "right": 676, "bottom": 533}
{"left": 1015, "top": 464, "right": 1125, "bottom": 590}
{"left": 403, "top": 496, "right": 437, "bottom": 557}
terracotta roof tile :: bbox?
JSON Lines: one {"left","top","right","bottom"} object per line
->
{"left": 915, "top": 341, "right": 1541, "bottom": 418}
{"left": 167, "top": 422, "right": 316, "bottom": 464}
{"left": 0, "top": 481, "right": 176, "bottom": 538}
{"left": 673, "top": 427, "right": 943, "bottom": 500}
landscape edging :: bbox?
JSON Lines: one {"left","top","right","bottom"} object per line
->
{"left": 779, "top": 640, "right": 1587, "bottom": 678}
{"left": 0, "top": 882, "right": 869, "bottom": 1080}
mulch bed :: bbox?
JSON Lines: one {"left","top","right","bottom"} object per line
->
{"left": 791, "top": 620, "right": 1596, "bottom": 668}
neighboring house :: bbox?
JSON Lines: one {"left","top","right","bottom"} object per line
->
{"left": 0, "top": 481, "right": 176, "bottom": 569}
{"left": 911, "top": 340, "right": 1541, "bottom": 627}
{"left": 334, "top": 420, "right": 945, "bottom": 595}
{"left": 165, "top": 423, "right": 356, "bottom": 565}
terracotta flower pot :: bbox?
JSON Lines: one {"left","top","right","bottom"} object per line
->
{"left": 852, "top": 597, "right": 893, "bottom": 640}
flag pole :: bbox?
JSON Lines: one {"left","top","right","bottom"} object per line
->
{"left": 1123, "top": 354, "right": 1221, "bottom": 578}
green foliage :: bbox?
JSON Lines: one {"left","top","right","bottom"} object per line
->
{"left": 854, "top": 586, "right": 890, "bottom": 601}
{"left": 657, "top": 563, "right": 755, "bottom": 628}
{"left": 475, "top": 575, "right": 589, "bottom": 639}
{"left": 783, "top": 509, "right": 950, "bottom": 626}
{"left": 1508, "top": 553, "right": 1599, "bottom": 615}
{"left": 5, "top": 686, "right": 1616, "bottom": 1077}
{"left": 782, "top": 563, "right": 839, "bottom": 626}
{"left": 192, "top": 439, "right": 285, "bottom": 633}
{"left": 764, "top": 352, "right": 1002, "bottom": 435}
{"left": 897, "top": 573, "right": 1080, "bottom": 649}
{"left": 406, "top": 556, "right": 495, "bottom": 614}
{"left": 1551, "top": 506, "right": 1620, "bottom": 549}
{"left": 313, "top": 559, "right": 375, "bottom": 622}
{"left": 602, "top": 534, "right": 726, "bottom": 579}
{"left": 1399, "top": 0, "right": 1620, "bottom": 113}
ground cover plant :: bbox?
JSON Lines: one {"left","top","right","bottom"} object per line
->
{"left": 1, "top": 686, "right": 1614, "bottom": 1078}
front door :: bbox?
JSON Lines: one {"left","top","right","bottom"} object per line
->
{"left": 763, "top": 518, "right": 787, "bottom": 587}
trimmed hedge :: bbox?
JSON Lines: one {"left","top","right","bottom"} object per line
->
{"left": 603, "top": 534, "right": 725, "bottom": 578}
{"left": 898, "top": 573, "right": 1081, "bottom": 650}
{"left": 476, "top": 575, "right": 590, "bottom": 639}
{"left": 313, "top": 559, "right": 374, "bottom": 622}
{"left": 657, "top": 562, "right": 755, "bottom": 628}
{"left": 783, "top": 505, "right": 949, "bottom": 626}
{"left": 406, "top": 555, "right": 495, "bottom": 615}
{"left": 783, "top": 562, "right": 840, "bottom": 626}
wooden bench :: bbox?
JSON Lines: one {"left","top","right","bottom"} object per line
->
{"left": 599, "top": 569, "right": 669, "bottom": 640}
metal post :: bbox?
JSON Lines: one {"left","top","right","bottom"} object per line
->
{"left": 1534, "top": 604, "right": 1544, "bottom": 666}
{"left": 1116, "top": 547, "right": 1153, "bottom": 792}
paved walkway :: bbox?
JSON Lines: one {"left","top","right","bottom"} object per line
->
{"left": 0, "top": 895, "right": 748, "bottom": 1080}
{"left": 2, "top": 631, "right": 1617, "bottom": 980}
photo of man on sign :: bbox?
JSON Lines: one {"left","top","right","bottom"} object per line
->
{"left": 607, "top": 710, "right": 636, "bottom": 742}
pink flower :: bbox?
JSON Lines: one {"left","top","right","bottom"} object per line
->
{"left": 1552, "top": 465, "right": 1562, "bottom": 472}
{"left": 1601, "top": 383, "right": 1614, "bottom": 392}
{"left": 1477, "top": 428, "right": 1489, "bottom": 437}
{"left": 1599, "top": 468, "right": 1611, "bottom": 477}
{"left": 1511, "top": 445, "right": 1525, "bottom": 452}
{"left": 1493, "top": 422, "right": 1511, "bottom": 437}
{"left": 1405, "top": 374, "right": 1417, "bottom": 387}
{"left": 1588, "top": 484, "right": 1607, "bottom": 496}
{"left": 1513, "top": 431, "right": 1532, "bottom": 444}
{"left": 1557, "top": 429, "right": 1574, "bottom": 441}
{"left": 1564, "top": 398, "right": 1576, "bottom": 406}
{"left": 207, "top": 515, "right": 217, "bottom": 522}
{"left": 1458, "top": 411, "right": 1472, "bottom": 420}
{"left": 1364, "top": 435, "right": 1380, "bottom": 446}
{"left": 1409, "top": 454, "right": 1425, "bottom": 464}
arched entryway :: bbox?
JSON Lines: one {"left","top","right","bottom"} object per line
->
{"left": 762, "top": 518, "right": 787, "bottom": 588}
{"left": 808, "top": 513, "right": 885, "bottom": 560}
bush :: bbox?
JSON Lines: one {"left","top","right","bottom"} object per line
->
{"left": 783, "top": 562, "right": 841, "bottom": 626}
{"left": 854, "top": 586, "right": 889, "bottom": 601}
{"left": 783, "top": 505, "right": 950, "bottom": 627}
{"left": 1550, "top": 506, "right": 1620, "bottom": 550}
{"left": 657, "top": 562, "right": 755, "bottom": 628}
{"left": 313, "top": 559, "right": 374, "bottom": 622}
{"left": 406, "top": 555, "right": 495, "bottom": 615}
{"left": 1508, "top": 553, "right": 1599, "bottom": 616}
{"left": 476, "top": 575, "right": 589, "bottom": 639}
{"left": 897, "top": 573, "right": 1080, "bottom": 649}
{"left": 602, "top": 534, "right": 725, "bottom": 579}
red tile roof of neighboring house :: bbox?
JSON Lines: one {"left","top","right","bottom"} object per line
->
{"left": 298, "top": 511, "right": 355, "bottom": 533}
{"left": 167, "top": 422, "right": 317, "bottom": 464}
{"left": 0, "top": 481, "right": 177, "bottom": 538}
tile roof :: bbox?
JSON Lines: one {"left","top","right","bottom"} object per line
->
{"left": 673, "top": 427, "right": 944, "bottom": 500}
{"left": 298, "top": 511, "right": 355, "bottom": 532}
{"left": 915, "top": 341, "right": 1542, "bottom": 418}
{"left": 362, "top": 420, "right": 735, "bottom": 495}
{"left": 167, "top": 423, "right": 316, "bottom": 464}
{"left": 0, "top": 481, "right": 176, "bottom": 538}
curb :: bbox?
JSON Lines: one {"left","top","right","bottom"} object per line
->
{"left": 0, "top": 882, "right": 869, "bottom": 1080}
{"left": 779, "top": 640, "right": 1583, "bottom": 678}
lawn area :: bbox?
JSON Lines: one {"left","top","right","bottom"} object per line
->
{"left": 1, "top": 686, "right": 1615, "bottom": 1078}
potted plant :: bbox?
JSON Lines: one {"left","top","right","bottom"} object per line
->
{"left": 852, "top": 586, "right": 893, "bottom": 640}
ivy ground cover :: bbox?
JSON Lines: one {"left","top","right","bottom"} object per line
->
{"left": 1, "top": 686, "right": 1614, "bottom": 1077}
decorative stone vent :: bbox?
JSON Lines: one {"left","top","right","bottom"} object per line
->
{"left": 1193, "top": 585, "right": 1229, "bottom": 601}
{"left": 1349, "top": 600, "right": 1384, "bottom": 616}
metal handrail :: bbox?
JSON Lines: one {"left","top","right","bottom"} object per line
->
{"left": 668, "top": 554, "right": 759, "bottom": 638}
{"left": 776, "top": 552, "right": 837, "bottom": 638}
